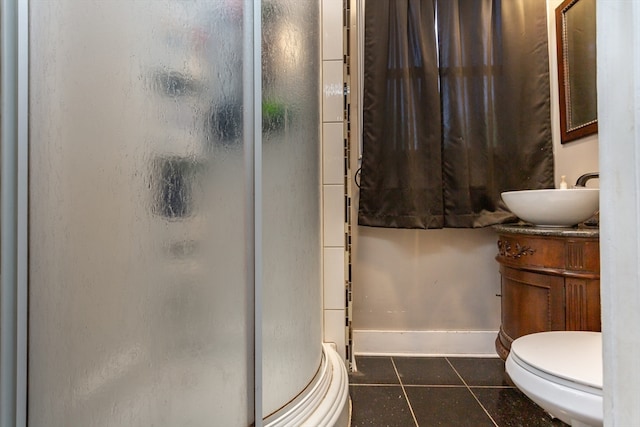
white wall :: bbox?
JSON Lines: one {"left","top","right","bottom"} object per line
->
{"left": 351, "top": 1, "right": 600, "bottom": 356}
{"left": 597, "top": 2, "right": 640, "bottom": 425}
{"left": 352, "top": 225, "right": 501, "bottom": 355}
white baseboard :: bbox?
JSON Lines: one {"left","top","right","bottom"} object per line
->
{"left": 353, "top": 330, "right": 499, "bottom": 357}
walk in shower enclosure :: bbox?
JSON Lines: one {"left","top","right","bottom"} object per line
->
{"left": 2, "top": 0, "right": 330, "bottom": 425}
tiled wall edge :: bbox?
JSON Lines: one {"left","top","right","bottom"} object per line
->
{"left": 321, "top": 0, "right": 349, "bottom": 364}
{"left": 324, "top": 309, "right": 348, "bottom": 360}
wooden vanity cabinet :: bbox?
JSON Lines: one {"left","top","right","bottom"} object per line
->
{"left": 494, "top": 225, "right": 601, "bottom": 360}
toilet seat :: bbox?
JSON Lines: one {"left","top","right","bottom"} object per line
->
{"left": 510, "top": 331, "right": 602, "bottom": 393}
{"left": 506, "top": 331, "right": 603, "bottom": 427}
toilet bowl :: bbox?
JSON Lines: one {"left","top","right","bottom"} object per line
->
{"left": 505, "top": 331, "right": 603, "bottom": 427}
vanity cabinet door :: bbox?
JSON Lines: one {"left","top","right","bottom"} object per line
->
{"left": 565, "top": 277, "right": 601, "bottom": 331}
{"left": 499, "top": 266, "right": 565, "bottom": 351}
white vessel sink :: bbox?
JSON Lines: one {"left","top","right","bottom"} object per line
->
{"left": 501, "top": 188, "right": 599, "bottom": 227}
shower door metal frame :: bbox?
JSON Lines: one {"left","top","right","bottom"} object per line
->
{"left": 0, "top": 0, "right": 29, "bottom": 425}
{"left": 244, "top": 0, "right": 264, "bottom": 425}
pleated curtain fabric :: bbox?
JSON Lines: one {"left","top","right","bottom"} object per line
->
{"left": 358, "top": 0, "right": 554, "bottom": 229}
{"left": 358, "top": 0, "right": 443, "bottom": 229}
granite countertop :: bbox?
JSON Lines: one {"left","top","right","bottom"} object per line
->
{"left": 493, "top": 222, "right": 599, "bottom": 238}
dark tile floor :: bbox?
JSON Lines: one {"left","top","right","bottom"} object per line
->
{"left": 349, "top": 356, "right": 569, "bottom": 427}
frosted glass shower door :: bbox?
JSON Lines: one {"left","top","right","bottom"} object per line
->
{"left": 29, "top": 1, "right": 253, "bottom": 425}
{"left": 261, "top": 0, "right": 323, "bottom": 418}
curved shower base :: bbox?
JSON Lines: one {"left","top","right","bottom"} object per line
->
{"left": 264, "top": 343, "right": 350, "bottom": 427}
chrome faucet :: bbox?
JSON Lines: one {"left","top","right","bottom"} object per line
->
{"left": 575, "top": 172, "right": 599, "bottom": 187}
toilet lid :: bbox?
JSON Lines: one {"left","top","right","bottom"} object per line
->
{"left": 510, "top": 331, "right": 602, "bottom": 390}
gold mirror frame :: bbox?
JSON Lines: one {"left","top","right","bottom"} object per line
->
{"left": 556, "top": 0, "right": 598, "bottom": 143}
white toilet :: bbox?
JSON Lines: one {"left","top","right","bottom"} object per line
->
{"left": 505, "top": 331, "right": 603, "bottom": 427}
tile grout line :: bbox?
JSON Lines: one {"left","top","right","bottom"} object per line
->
{"left": 445, "top": 357, "right": 500, "bottom": 427}
{"left": 350, "top": 382, "right": 422, "bottom": 387}
{"left": 390, "top": 357, "right": 420, "bottom": 427}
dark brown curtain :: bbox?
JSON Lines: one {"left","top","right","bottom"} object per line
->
{"left": 358, "top": 0, "right": 554, "bottom": 229}
{"left": 358, "top": 0, "right": 443, "bottom": 229}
